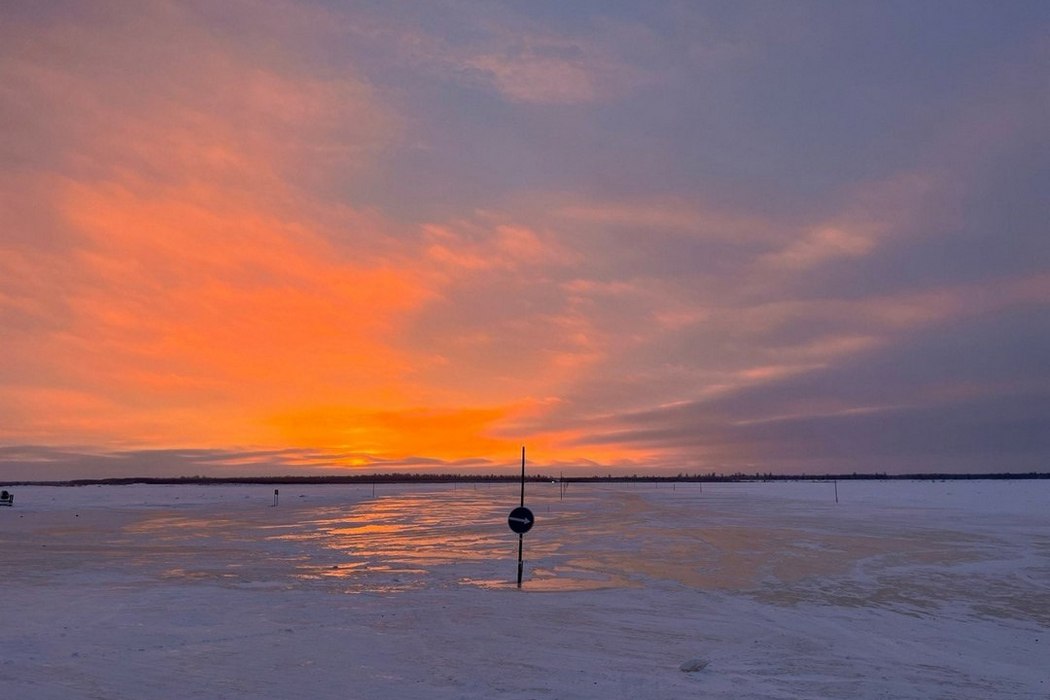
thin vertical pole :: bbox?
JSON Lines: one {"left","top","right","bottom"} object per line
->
{"left": 834, "top": 480, "right": 838, "bottom": 503}
{"left": 516, "top": 534, "right": 524, "bottom": 588}
{"left": 520, "top": 445, "right": 526, "bottom": 507}
{"left": 517, "top": 445, "right": 526, "bottom": 588}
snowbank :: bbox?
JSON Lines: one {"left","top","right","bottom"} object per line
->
{"left": 1, "top": 480, "right": 1046, "bottom": 698}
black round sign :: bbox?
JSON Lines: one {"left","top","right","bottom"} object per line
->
{"left": 507, "top": 506, "right": 534, "bottom": 534}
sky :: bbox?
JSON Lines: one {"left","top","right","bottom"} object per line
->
{"left": 1, "top": 1, "right": 1048, "bottom": 479}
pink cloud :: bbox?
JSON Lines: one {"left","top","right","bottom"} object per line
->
{"left": 758, "top": 225, "right": 876, "bottom": 270}
{"left": 378, "top": 18, "right": 648, "bottom": 104}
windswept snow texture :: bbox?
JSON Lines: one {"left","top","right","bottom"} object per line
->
{"left": 1, "top": 481, "right": 1047, "bottom": 699}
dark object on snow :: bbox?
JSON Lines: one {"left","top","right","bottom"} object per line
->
{"left": 679, "top": 658, "right": 709, "bottom": 672}
{"left": 0, "top": 490, "right": 13, "bottom": 506}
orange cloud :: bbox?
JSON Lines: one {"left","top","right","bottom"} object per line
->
{"left": 0, "top": 5, "right": 438, "bottom": 454}
{"left": 2, "top": 8, "right": 714, "bottom": 469}
{"left": 0, "top": 16, "right": 614, "bottom": 465}
{"left": 48, "top": 175, "right": 434, "bottom": 441}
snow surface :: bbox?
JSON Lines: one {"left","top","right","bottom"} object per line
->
{"left": 1, "top": 480, "right": 1047, "bottom": 699}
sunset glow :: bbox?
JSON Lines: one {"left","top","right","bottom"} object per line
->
{"left": 1, "top": 2, "right": 1047, "bottom": 478}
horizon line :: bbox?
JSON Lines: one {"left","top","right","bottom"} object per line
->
{"left": 6, "top": 472, "right": 1049, "bottom": 487}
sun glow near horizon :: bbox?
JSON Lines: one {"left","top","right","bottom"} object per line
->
{"left": 1, "top": 1, "right": 1047, "bottom": 480}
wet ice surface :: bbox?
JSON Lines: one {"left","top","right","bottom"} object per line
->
{"left": 1, "top": 480, "right": 1047, "bottom": 699}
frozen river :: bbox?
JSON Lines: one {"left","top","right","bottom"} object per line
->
{"left": 1, "top": 480, "right": 1047, "bottom": 698}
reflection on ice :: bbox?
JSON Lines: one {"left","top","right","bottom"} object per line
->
{"left": 278, "top": 489, "right": 553, "bottom": 591}
{"left": 24, "top": 481, "right": 1046, "bottom": 615}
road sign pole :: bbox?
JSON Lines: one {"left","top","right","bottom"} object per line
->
{"left": 506, "top": 446, "right": 534, "bottom": 589}
{"left": 518, "top": 446, "right": 525, "bottom": 587}
{"left": 516, "top": 533, "right": 524, "bottom": 588}
{"left": 519, "top": 445, "right": 525, "bottom": 507}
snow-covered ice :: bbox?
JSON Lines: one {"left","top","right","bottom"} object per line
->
{"left": 1, "top": 480, "right": 1047, "bottom": 699}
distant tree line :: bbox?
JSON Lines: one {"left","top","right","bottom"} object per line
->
{"left": 5, "top": 471, "right": 1048, "bottom": 487}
